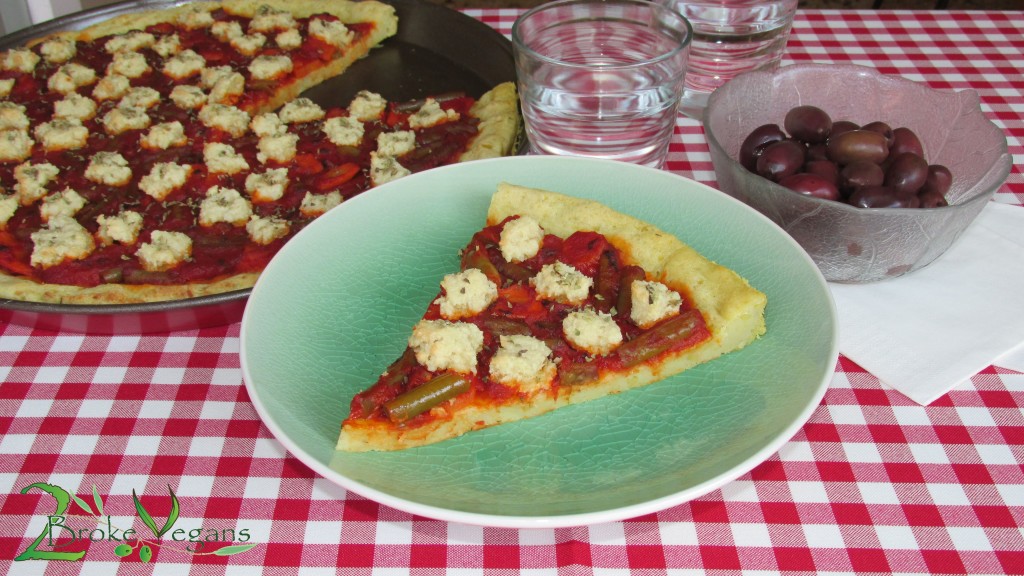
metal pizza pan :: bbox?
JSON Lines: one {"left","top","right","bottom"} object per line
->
{"left": 0, "top": 0, "right": 521, "bottom": 334}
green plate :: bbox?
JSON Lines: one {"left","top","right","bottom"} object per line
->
{"left": 240, "top": 156, "right": 837, "bottom": 528}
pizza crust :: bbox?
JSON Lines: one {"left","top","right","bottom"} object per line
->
{"left": 459, "top": 82, "right": 520, "bottom": 161}
{"left": 337, "top": 184, "right": 767, "bottom": 451}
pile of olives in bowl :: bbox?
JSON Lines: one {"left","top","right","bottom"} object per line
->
{"left": 740, "top": 105, "right": 952, "bottom": 209}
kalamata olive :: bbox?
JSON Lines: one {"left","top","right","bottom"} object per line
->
{"left": 918, "top": 190, "right": 949, "bottom": 208}
{"left": 884, "top": 152, "right": 930, "bottom": 195}
{"left": 784, "top": 105, "right": 833, "bottom": 144}
{"left": 756, "top": 139, "right": 806, "bottom": 182}
{"left": 830, "top": 120, "right": 860, "bottom": 139}
{"left": 740, "top": 124, "right": 787, "bottom": 171}
{"left": 779, "top": 172, "right": 840, "bottom": 201}
{"left": 804, "top": 159, "right": 839, "bottom": 185}
{"left": 920, "top": 164, "right": 953, "bottom": 197}
{"left": 806, "top": 143, "right": 829, "bottom": 162}
{"left": 890, "top": 127, "right": 925, "bottom": 158}
{"left": 827, "top": 129, "right": 889, "bottom": 166}
{"left": 839, "top": 160, "right": 884, "bottom": 194}
{"left": 848, "top": 185, "right": 917, "bottom": 208}
{"left": 862, "top": 121, "right": 895, "bottom": 148}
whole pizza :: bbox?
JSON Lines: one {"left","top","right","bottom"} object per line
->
{"left": 0, "top": 0, "right": 520, "bottom": 304}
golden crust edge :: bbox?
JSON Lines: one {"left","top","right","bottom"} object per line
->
{"left": 459, "top": 82, "right": 520, "bottom": 162}
{"left": 44, "top": 0, "right": 398, "bottom": 43}
{"left": 337, "top": 183, "right": 767, "bottom": 452}
{"left": 0, "top": 270, "right": 259, "bottom": 304}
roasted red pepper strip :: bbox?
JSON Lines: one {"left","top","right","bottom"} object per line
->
{"left": 314, "top": 163, "right": 360, "bottom": 191}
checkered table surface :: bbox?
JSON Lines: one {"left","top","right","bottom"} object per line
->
{"left": 2, "top": 7, "right": 1023, "bottom": 575}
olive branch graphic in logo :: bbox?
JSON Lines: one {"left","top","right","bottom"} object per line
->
{"left": 15, "top": 482, "right": 257, "bottom": 563}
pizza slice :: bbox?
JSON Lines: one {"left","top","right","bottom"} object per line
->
{"left": 337, "top": 183, "right": 767, "bottom": 451}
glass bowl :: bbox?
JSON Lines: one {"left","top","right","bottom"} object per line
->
{"left": 703, "top": 64, "right": 1012, "bottom": 283}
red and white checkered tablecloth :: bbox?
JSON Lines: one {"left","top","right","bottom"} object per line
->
{"left": 2, "top": 8, "right": 1023, "bottom": 575}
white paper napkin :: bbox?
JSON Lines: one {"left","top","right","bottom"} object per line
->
{"left": 828, "top": 201, "right": 1024, "bottom": 405}
{"left": 995, "top": 341, "right": 1024, "bottom": 374}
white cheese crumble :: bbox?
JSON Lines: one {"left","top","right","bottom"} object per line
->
{"left": 250, "top": 6, "right": 297, "bottom": 32}
{"left": 136, "top": 230, "right": 191, "bottom": 271}
{"left": 0, "top": 130, "right": 33, "bottom": 162}
{"left": 177, "top": 6, "right": 215, "bottom": 29}
{"left": 532, "top": 261, "right": 592, "bottom": 305}
{"left": 278, "top": 98, "right": 323, "bottom": 124}
{"left": 322, "top": 116, "right": 364, "bottom": 147}
{"left": 102, "top": 106, "right": 150, "bottom": 135}
{"left": 162, "top": 49, "right": 205, "bottom": 79}
{"left": 39, "top": 187, "right": 86, "bottom": 222}
{"left": 246, "top": 214, "right": 290, "bottom": 245}
{"left": 563, "top": 308, "right": 623, "bottom": 356}
{"left": 169, "top": 84, "right": 207, "bottom": 109}
{"left": 53, "top": 93, "right": 97, "bottom": 121}
{"left": 436, "top": 268, "right": 498, "bottom": 320}
{"left": 250, "top": 112, "right": 285, "bottom": 137}
{"left": 40, "top": 37, "right": 76, "bottom": 64}
{"left": 299, "top": 191, "right": 342, "bottom": 217}
{"left": 118, "top": 86, "right": 161, "bottom": 109}
{"left": 489, "top": 335, "right": 556, "bottom": 393}
{"left": 0, "top": 194, "right": 18, "bottom": 229}
{"left": 2, "top": 49, "right": 40, "bottom": 74}
{"left": 203, "top": 142, "right": 249, "bottom": 174}
{"left": 152, "top": 34, "right": 181, "bottom": 58}
{"left": 106, "top": 51, "right": 149, "bottom": 78}
{"left": 231, "top": 33, "right": 266, "bottom": 56}
{"left": 141, "top": 121, "right": 186, "bottom": 150}
{"left": 245, "top": 168, "right": 288, "bottom": 203}
{"left": 138, "top": 162, "right": 191, "bottom": 201}
{"left": 211, "top": 20, "right": 244, "bottom": 42}
{"left": 200, "top": 66, "right": 234, "bottom": 89}
{"left": 95, "top": 210, "right": 143, "bottom": 245}
{"left": 31, "top": 215, "right": 95, "bottom": 268}
{"left": 104, "top": 31, "right": 155, "bottom": 54}
{"left": 35, "top": 117, "right": 89, "bottom": 151}
{"left": 199, "top": 186, "right": 252, "bottom": 226}
{"left": 48, "top": 63, "right": 97, "bottom": 94}
{"left": 499, "top": 216, "right": 544, "bottom": 263}
{"left": 0, "top": 102, "right": 29, "bottom": 131}
{"left": 0, "top": 79, "right": 14, "bottom": 98}
{"left": 369, "top": 152, "right": 410, "bottom": 187}
{"left": 84, "top": 152, "right": 132, "bottom": 186}
{"left": 92, "top": 74, "right": 130, "bottom": 101}
{"left": 248, "top": 54, "right": 293, "bottom": 81}
{"left": 408, "top": 319, "right": 484, "bottom": 374}
{"left": 209, "top": 72, "right": 245, "bottom": 105}
{"left": 198, "top": 103, "right": 249, "bottom": 137}
{"left": 348, "top": 91, "right": 386, "bottom": 121}
{"left": 309, "top": 18, "right": 353, "bottom": 49}
{"left": 376, "top": 130, "right": 415, "bottom": 157}
{"left": 257, "top": 132, "right": 298, "bottom": 164}
{"left": 409, "top": 98, "right": 460, "bottom": 129}
{"left": 275, "top": 28, "right": 302, "bottom": 50}
{"left": 630, "top": 280, "right": 683, "bottom": 329}
{"left": 13, "top": 162, "right": 59, "bottom": 205}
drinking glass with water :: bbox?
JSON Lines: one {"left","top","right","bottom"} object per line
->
{"left": 662, "top": 0, "right": 798, "bottom": 117}
{"left": 512, "top": 0, "right": 692, "bottom": 168}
